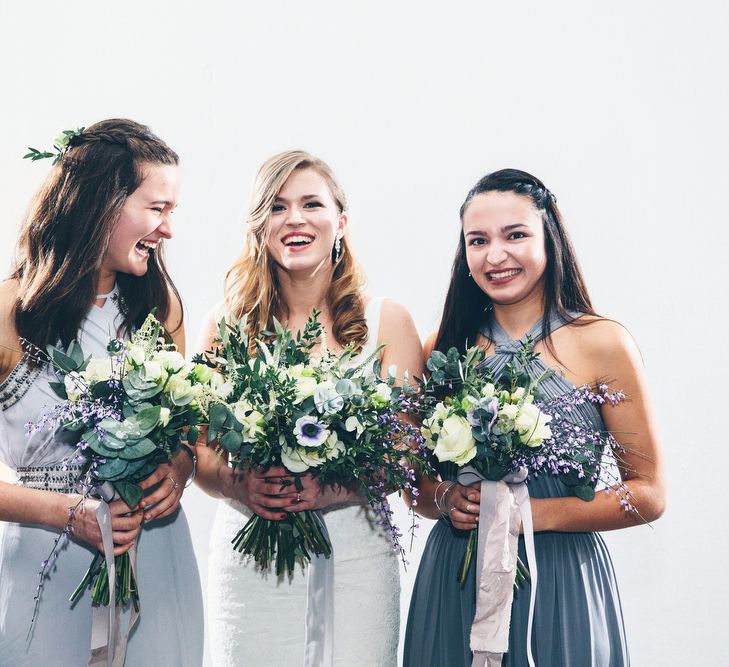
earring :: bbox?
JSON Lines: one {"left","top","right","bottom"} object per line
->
{"left": 333, "top": 236, "right": 342, "bottom": 263}
{"left": 468, "top": 271, "right": 472, "bottom": 277}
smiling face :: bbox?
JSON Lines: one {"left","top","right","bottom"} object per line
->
{"left": 101, "top": 163, "right": 180, "bottom": 280}
{"left": 462, "top": 191, "right": 547, "bottom": 306}
{"left": 265, "top": 167, "right": 347, "bottom": 276}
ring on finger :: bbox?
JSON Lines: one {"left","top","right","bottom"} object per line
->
{"left": 166, "top": 474, "right": 179, "bottom": 491}
{"left": 296, "top": 492, "right": 302, "bottom": 503}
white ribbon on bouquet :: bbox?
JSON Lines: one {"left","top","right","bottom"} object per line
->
{"left": 457, "top": 466, "right": 538, "bottom": 667}
{"left": 303, "top": 510, "right": 333, "bottom": 667}
{"left": 87, "top": 483, "right": 139, "bottom": 667}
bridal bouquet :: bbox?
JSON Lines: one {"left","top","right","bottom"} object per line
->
{"left": 198, "top": 311, "right": 430, "bottom": 577}
{"left": 420, "top": 342, "right": 630, "bottom": 585}
{"left": 29, "top": 314, "right": 229, "bottom": 614}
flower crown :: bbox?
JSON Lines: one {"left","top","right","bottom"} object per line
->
{"left": 23, "top": 127, "right": 85, "bottom": 165}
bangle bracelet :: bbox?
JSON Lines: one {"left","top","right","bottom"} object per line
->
{"left": 178, "top": 445, "right": 197, "bottom": 488}
{"left": 434, "top": 480, "right": 455, "bottom": 517}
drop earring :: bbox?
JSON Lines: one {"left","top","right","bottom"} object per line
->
{"left": 333, "top": 236, "right": 342, "bottom": 263}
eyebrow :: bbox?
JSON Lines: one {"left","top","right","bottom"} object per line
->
{"left": 150, "top": 199, "right": 174, "bottom": 206}
{"left": 274, "top": 194, "right": 321, "bottom": 202}
{"left": 464, "top": 223, "right": 528, "bottom": 237}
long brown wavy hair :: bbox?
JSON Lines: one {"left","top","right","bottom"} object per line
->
{"left": 224, "top": 150, "right": 367, "bottom": 349}
{"left": 434, "top": 168, "right": 597, "bottom": 354}
{"left": 11, "top": 119, "right": 182, "bottom": 359}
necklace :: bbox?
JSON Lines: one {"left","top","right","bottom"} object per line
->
{"left": 96, "top": 286, "right": 117, "bottom": 300}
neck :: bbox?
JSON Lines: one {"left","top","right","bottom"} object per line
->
{"left": 275, "top": 264, "right": 333, "bottom": 321}
{"left": 491, "top": 290, "right": 545, "bottom": 340}
{"left": 96, "top": 270, "right": 116, "bottom": 296}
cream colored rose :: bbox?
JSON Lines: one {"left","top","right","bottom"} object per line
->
{"left": 511, "top": 387, "right": 526, "bottom": 402}
{"left": 166, "top": 375, "right": 196, "bottom": 406}
{"left": 281, "top": 445, "right": 326, "bottom": 473}
{"left": 288, "top": 364, "right": 318, "bottom": 403}
{"left": 515, "top": 403, "right": 552, "bottom": 447}
{"left": 155, "top": 350, "right": 186, "bottom": 373}
{"left": 481, "top": 382, "right": 496, "bottom": 399}
{"left": 324, "top": 432, "right": 346, "bottom": 460}
{"left": 433, "top": 414, "right": 477, "bottom": 465}
{"left": 159, "top": 407, "right": 171, "bottom": 427}
{"left": 63, "top": 371, "right": 84, "bottom": 402}
{"left": 141, "top": 360, "right": 164, "bottom": 383}
{"left": 372, "top": 383, "right": 392, "bottom": 406}
{"left": 499, "top": 403, "right": 519, "bottom": 421}
{"left": 82, "top": 358, "right": 114, "bottom": 384}
{"left": 241, "top": 409, "right": 265, "bottom": 442}
{"left": 421, "top": 402, "right": 449, "bottom": 448}
{"left": 127, "top": 343, "right": 146, "bottom": 366}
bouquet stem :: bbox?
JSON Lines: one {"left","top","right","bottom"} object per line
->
{"left": 232, "top": 510, "right": 332, "bottom": 577}
{"left": 70, "top": 552, "right": 140, "bottom": 612}
{"left": 457, "top": 529, "right": 529, "bottom": 589}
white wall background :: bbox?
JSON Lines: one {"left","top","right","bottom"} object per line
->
{"left": 1, "top": 1, "right": 728, "bottom": 664}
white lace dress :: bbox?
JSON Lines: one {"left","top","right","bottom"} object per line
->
{"left": 0, "top": 295, "right": 204, "bottom": 666}
{"left": 207, "top": 297, "right": 400, "bottom": 666}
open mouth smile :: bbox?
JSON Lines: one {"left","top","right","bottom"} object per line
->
{"left": 135, "top": 239, "right": 159, "bottom": 257}
{"left": 486, "top": 268, "right": 522, "bottom": 282}
{"left": 282, "top": 233, "right": 315, "bottom": 248}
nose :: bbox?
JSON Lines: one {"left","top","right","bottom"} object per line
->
{"left": 157, "top": 216, "right": 174, "bottom": 240}
{"left": 486, "top": 240, "right": 507, "bottom": 265}
{"left": 286, "top": 206, "right": 305, "bottom": 225}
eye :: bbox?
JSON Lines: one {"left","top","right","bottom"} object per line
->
{"left": 304, "top": 201, "right": 323, "bottom": 208}
{"left": 468, "top": 237, "right": 486, "bottom": 246}
{"left": 508, "top": 231, "right": 527, "bottom": 240}
{"left": 271, "top": 204, "right": 286, "bottom": 213}
{"left": 151, "top": 207, "right": 163, "bottom": 214}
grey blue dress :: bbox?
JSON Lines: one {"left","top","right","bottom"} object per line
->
{"left": 404, "top": 312, "right": 629, "bottom": 667}
{"left": 0, "top": 295, "right": 203, "bottom": 666}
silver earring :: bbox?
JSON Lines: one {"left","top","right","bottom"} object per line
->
{"left": 468, "top": 271, "right": 472, "bottom": 277}
{"left": 333, "top": 236, "right": 342, "bottom": 263}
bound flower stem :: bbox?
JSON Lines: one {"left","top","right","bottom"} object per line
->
{"left": 70, "top": 552, "right": 140, "bottom": 612}
{"left": 457, "top": 529, "right": 530, "bottom": 589}
{"left": 232, "top": 510, "right": 332, "bottom": 577}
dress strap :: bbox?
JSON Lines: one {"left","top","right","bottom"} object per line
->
{"left": 359, "top": 297, "right": 384, "bottom": 359}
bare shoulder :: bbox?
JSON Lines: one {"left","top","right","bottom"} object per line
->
{"left": 553, "top": 316, "right": 643, "bottom": 383}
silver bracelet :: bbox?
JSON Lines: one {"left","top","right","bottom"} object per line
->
{"left": 434, "top": 480, "right": 455, "bottom": 517}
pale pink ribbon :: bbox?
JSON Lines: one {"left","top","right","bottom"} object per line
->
{"left": 458, "top": 466, "right": 538, "bottom": 667}
{"left": 87, "top": 488, "right": 139, "bottom": 667}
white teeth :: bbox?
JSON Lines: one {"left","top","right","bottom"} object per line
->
{"left": 137, "top": 240, "right": 158, "bottom": 250}
{"left": 284, "top": 235, "right": 314, "bottom": 246}
{"left": 489, "top": 269, "right": 521, "bottom": 280}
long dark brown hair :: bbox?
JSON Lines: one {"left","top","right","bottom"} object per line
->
{"left": 434, "top": 168, "right": 597, "bottom": 353}
{"left": 11, "top": 118, "right": 182, "bottom": 357}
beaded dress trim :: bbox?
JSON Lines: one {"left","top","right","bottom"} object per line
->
{"left": 0, "top": 352, "right": 44, "bottom": 411}
{"left": 15, "top": 464, "right": 84, "bottom": 493}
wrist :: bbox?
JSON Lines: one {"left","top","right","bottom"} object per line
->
{"left": 53, "top": 492, "right": 79, "bottom": 531}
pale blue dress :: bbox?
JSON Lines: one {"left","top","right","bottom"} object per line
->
{"left": 0, "top": 295, "right": 204, "bottom": 666}
{"left": 404, "top": 312, "right": 629, "bottom": 667}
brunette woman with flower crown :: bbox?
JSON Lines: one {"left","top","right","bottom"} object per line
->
{"left": 404, "top": 169, "right": 666, "bottom": 666}
{"left": 194, "top": 150, "right": 423, "bottom": 666}
{"left": 0, "top": 119, "right": 203, "bottom": 666}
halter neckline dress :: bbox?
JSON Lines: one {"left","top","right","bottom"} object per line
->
{"left": 404, "top": 311, "right": 629, "bottom": 667}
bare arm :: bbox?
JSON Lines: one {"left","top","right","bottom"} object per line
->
{"left": 529, "top": 321, "right": 666, "bottom": 532}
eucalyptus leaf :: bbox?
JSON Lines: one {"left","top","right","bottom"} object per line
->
{"left": 113, "top": 480, "right": 144, "bottom": 507}
{"left": 118, "top": 437, "right": 157, "bottom": 460}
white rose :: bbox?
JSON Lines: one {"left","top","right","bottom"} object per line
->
{"left": 499, "top": 404, "right": 519, "bottom": 422}
{"left": 232, "top": 399, "right": 253, "bottom": 424}
{"left": 141, "top": 360, "right": 164, "bottom": 383}
{"left": 432, "top": 414, "right": 477, "bottom": 465}
{"left": 286, "top": 365, "right": 318, "bottom": 403}
{"left": 481, "top": 382, "right": 496, "bottom": 399}
{"left": 166, "top": 375, "right": 196, "bottom": 406}
{"left": 159, "top": 407, "right": 171, "bottom": 427}
{"left": 154, "top": 350, "right": 186, "bottom": 374}
{"left": 515, "top": 403, "right": 552, "bottom": 447}
{"left": 511, "top": 387, "right": 526, "bottom": 402}
{"left": 127, "top": 343, "right": 146, "bottom": 366}
{"left": 64, "top": 371, "right": 84, "bottom": 402}
{"left": 82, "top": 358, "right": 114, "bottom": 384}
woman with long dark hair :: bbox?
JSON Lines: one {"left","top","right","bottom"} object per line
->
{"left": 0, "top": 119, "right": 203, "bottom": 665}
{"left": 404, "top": 169, "right": 665, "bottom": 666}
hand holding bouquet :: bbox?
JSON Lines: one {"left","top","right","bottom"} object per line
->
{"left": 199, "top": 311, "right": 430, "bottom": 577}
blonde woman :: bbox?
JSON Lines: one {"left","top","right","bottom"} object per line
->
{"left": 195, "top": 150, "right": 422, "bottom": 666}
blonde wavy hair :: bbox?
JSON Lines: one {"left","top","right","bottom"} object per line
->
{"left": 224, "top": 150, "right": 368, "bottom": 349}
